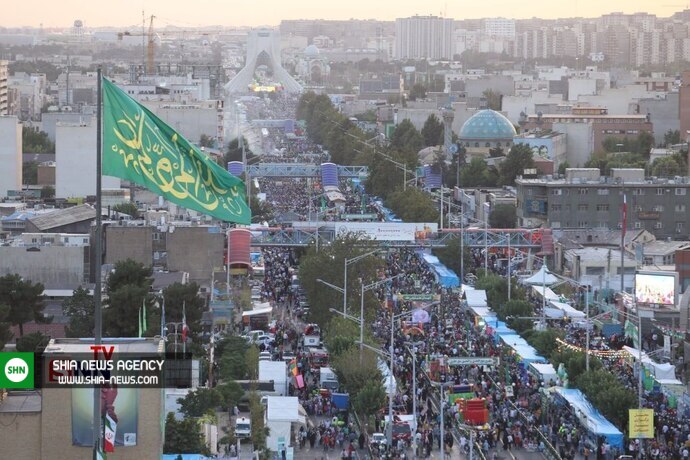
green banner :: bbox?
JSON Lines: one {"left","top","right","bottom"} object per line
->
{"left": 398, "top": 294, "right": 439, "bottom": 301}
{"left": 102, "top": 78, "right": 250, "bottom": 224}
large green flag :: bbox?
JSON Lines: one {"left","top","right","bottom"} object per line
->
{"left": 102, "top": 77, "right": 251, "bottom": 224}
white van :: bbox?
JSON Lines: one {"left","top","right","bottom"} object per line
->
{"left": 235, "top": 416, "right": 251, "bottom": 439}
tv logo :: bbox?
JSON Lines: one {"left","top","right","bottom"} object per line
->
{"left": 0, "top": 352, "right": 34, "bottom": 388}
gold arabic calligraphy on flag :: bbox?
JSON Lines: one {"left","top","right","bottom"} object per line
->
{"left": 102, "top": 77, "right": 250, "bottom": 224}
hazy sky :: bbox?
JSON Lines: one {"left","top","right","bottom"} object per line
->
{"left": 3, "top": 0, "right": 682, "bottom": 28}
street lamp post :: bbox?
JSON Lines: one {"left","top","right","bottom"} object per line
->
{"left": 344, "top": 250, "right": 380, "bottom": 315}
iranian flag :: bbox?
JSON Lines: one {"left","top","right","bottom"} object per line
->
{"left": 104, "top": 413, "right": 117, "bottom": 453}
{"left": 181, "top": 304, "right": 189, "bottom": 343}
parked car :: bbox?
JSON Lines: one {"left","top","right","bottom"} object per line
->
{"left": 370, "top": 432, "right": 387, "bottom": 449}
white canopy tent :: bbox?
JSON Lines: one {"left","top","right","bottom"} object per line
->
{"left": 532, "top": 285, "right": 559, "bottom": 300}
{"left": 523, "top": 265, "right": 559, "bottom": 286}
{"left": 549, "top": 301, "right": 587, "bottom": 319}
{"left": 622, "top": 346, "right": 682, "bottom": 384}
{"left": 465, "top": 289, "right": 488, "bottom": 308}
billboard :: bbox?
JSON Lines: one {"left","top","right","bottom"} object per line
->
{"left": 72, "top": 387, "right": 138, "bottom": 447}
{"left": 635, "top": 271, "right": 677, "bottom": 306}
{"left": 336, "top": 222, "right": 438, "bottom": 241}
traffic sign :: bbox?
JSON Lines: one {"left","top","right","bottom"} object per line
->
{"left": 447, "top": 357, "right": 500, "bottom": 366}
{"left": 449, "top": 144, "right": 459, "bottom": 154}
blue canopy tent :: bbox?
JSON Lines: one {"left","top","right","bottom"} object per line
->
{"left": 511, "top": 345, "right": 545, "bottom": 364}
{"left": 419, "top": 253, "right": 460, "bottom": 288}
{"left": 555, "top": 388, "right": 624, "bottom": 449}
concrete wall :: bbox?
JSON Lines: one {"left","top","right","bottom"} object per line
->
{"left": 0, "top": 116, "right": 22, "bottom": 197}
{"left": 0, "top": 246, "right": 86, "bottom": 286}
{"left": 105, "top": 226, "right": 153, "bottom": 267}
{"left": 395, "top": 108, "right": 441, "bottom": 131}
{"left": 41, "top": 112, "right": 93, "bottom": 142}
{"left": 501, "top": 93, "right": 564, "bottom": 125}
{"left": 638, "top": 93, "right": 679, "bottom": 145}
{"left": 553, "top": 122, "right": 594, "bottom": 167}
{"left": 167, "top": 226, "right": 224, "bottom": 282}
{"left": 0, "top": 411, "right": 42, "bottom": 459}
{"left": 55, "top": 122, "right": 120, "bottom": 198}
{"left": 140, "top": 102, "right": 218, "bottom": 144}
{"left": 37, "top": 164, "right": 55, "bottom": 186}
{"left": 464, "top": 76, "right": 515, "bottom": 99}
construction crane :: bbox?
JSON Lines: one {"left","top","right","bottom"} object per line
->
{"left": 118, "top": 14, "right": 156, "bottom": 75}
{"left": 118, "top": 16, "right": 228, "bottom": 77}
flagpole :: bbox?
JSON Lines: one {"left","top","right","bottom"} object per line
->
{"left": 93, "top": 66, "right": 104, "bottom": 460}
{"left": 621, "top": 192, "right": 627, "bottom": 295}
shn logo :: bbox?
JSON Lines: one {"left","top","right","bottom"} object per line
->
{"left": 0, "top": 352, "right": 34, "bottom": 388}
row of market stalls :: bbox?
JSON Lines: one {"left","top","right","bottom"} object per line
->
{"left": 417, "top": 252, "right": 460, "bottom": 288}
{"left": 463, "top": 287, "right": 624, "bottom": 450}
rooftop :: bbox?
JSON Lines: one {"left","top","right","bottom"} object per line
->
{"left": 516, "top": 176, "right": 690, "bottom": 186}
{"left": 640, "top": 240, "right": 690, "bottom": 256}
{"left": 44, "top": 337, "right": 165, "bottom": 354}
{"left": 0, "top": 391, "right": 41, "bottom": 413}
{"left": 27, "top": 204, "right": 96, "bottom": 231}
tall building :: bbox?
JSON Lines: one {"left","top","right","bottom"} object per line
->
{"left": 483, "top": 18, "right": 515, "bottom": 39}
{"left": 0, "top": 60, "right": 9, "bottom": 115}
{"left": 395, "top": 16, "right": 455, "bottom": 60}
{"left": 0, "top": 116, "right": 22, "bottom": 197}
{"left": 55, "top": 122, "right": 120, "bottom": 198}
{"left": 516, "top": 168, "right": 690, "bottom": 240}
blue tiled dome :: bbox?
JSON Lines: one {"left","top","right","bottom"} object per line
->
{"left": 459, "top": 109, "right": 517, "bottom": 140}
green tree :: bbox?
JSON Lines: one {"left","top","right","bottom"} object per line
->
{"left": 224, "top": 137, "right": 255, "bottom": 164}
{"left": 40, "top": 185, "right": 55, "bottom": 199}
{"left": 365, "top": 146, "right": 418, "bottom": 200}
{"left": 408, "top": 83, "right": 427, "bottom": 101}
{"left": 651, "top": 155, "right": 684, "bottom": 177}
{"left": 163, "top": 282, "right": 205, "bottom": 333}
{"left": 298, "top": 234, "right": 384, "bottom": 326}
{"left": 390, "top": 119, "right": 424, "bottom": 154}
{"left": 107, "top": 259, "right": 152, "bottom": 293}
{"left": 178, "top": 387, "right": 223, "bottom": 418}
{"left": 62, "top": 287, "right": 94, "bottom": 338}
{"left": 482, "top": 89, "right": 502, "bottom": 111}
{"left": 432, "top": 237, "right": 473, "bottom": 281}
{"left": 22, "top": 161, "right": 38, "bottom": 185}
{"left": 218, "top": 336, "right": 248, "bottom": 380}
{"left": 22, "top": 127, "right": 55, "bottom": 153}
{"left": 245, "top": 345, "right": 260, "bottom": 380}
{"left": 664, "top": 129, "right": 681, "bottom": 146}
{"left": 216, "top": 381, "right": 244, "bottom": 410}
{"left": 0, "top": 274, "right": 47, "bottom": 337}
{"left": 331, "top": 348, "right": 382, "bottom": 398}
{"left": 460, "top": 157, "right": 496, "bottom": 187}
{"left": 421, "top": 114, "right": 444, "bottom": 147}
{"left": 353, "top": 381, "right": 386, "bottom": 417}
{"left": 112, "top": 202, "right": 140, "bottom": 218}
{"left": 488, "top": 204, "right": 517, "bottom": 228}
{"left": 0, "top": 304, "right": 13, "bottom": 351}
{"left": 163, "top": 412, "right": 205, "bottom": 454}
{"left": 16, "top": 331, "right": 49, "bottom": 352}
{"left": 199, "top": 134, "right": 214, "bottom": 148}
{"left": 386, "top": 188, "right": 439, "bottom": 222}
{"left": 475, "top": 272, "right": 509, "bottom": 309}
{"left": 248, "top": 392, "right": 268, "bottom": 451}
{"left": 557, "top": 161, "right": 570, "bottom": 176}
{"left": 499, "top": 144, "right": 535, "bottom": 186}
{"left": 523, "top": 329, "right": 564, "bottom": 358}
{"left": 104, "top": 284, "right": 150, "bottom": 337}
